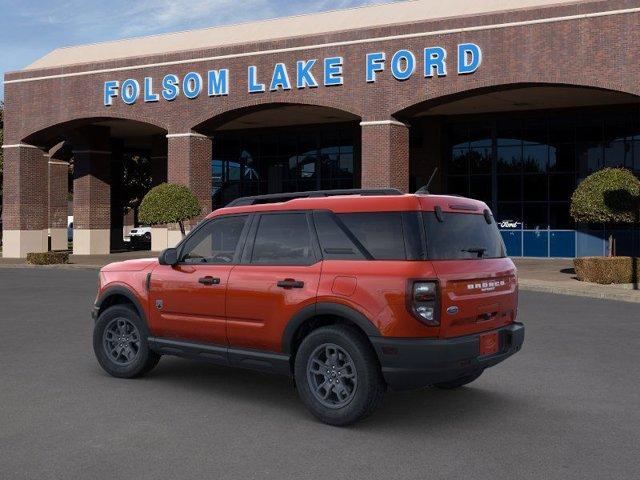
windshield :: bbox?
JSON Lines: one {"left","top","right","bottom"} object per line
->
{"left": 423, "top": 212, "right": 506, "bottom": 260}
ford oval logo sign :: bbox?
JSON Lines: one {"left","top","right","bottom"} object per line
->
{"left": 447, "top": 306, "right": 459, "bottom": 315}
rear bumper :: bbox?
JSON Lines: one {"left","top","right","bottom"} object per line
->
{"left": 370, "top": 323, "right": 524, "bottom": 391}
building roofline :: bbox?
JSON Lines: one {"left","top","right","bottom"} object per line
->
{"left": 19, "top": 0, "right": 595, "bottom": 72}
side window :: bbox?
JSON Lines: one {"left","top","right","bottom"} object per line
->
{"left": 181, "top": 215, "right": 248, "bottom": 264}
{"left": 337, "top": 212, "right": 407, "bottom": 260}
{"left": 251, "top": 213, "right": 315, "bottom": 265}
{"left": 313, "top": 211, "right": 365, "bottom": 260}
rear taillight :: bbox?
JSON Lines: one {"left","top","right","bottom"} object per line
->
{"left": 409, "top": 281, "right": 439, "bottom": 326}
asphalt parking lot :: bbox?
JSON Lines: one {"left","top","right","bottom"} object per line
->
{"left": 1, "top": 268, "right": 639, "bottom": 480}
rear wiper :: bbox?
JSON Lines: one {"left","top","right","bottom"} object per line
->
{"left": 461, "top": 247, "right": 486, "bottom": 258}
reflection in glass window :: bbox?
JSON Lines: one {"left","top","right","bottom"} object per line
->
{"left": 444, "top": 107, "right": 640, "bottom": 233}
{"left": 252, "top": 214, "right": 313, "bottom": 265}
{"left": 211, "top": 125, "right": 357, "bottom": 208}
{"left": 182, "top": 216, "right": 248, "bottom": 264}
{"left": 338, "top": 213, "right": 407, "bottom": 260}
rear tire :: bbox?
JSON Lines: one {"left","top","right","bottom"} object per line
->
{"left": 93, "top": 304, "right": 160, "bottom": 378}
{"left": 294, "top": 325, "right": 385, "bottom": 426}
{"left": 434, "top": 370, "right": 483, "bottom": 390}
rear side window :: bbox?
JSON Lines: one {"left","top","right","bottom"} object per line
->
{"left": 313, "top": 212, "right": 366, "bottom": 260}
{"left": 423, "top": 212, "right": 506, "bottom": 260}
{"left": 251, "top": 213, "right": 315, "bottom": 265}
{"left": 336, "top": 213, "right": 407, "bottom": 260}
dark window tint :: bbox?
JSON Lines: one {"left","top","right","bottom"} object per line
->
{"left": 313, "top": 212, "right": 365, "bottom": 260}
{"left": 251, "top": 213, "right": 314, "bottom": 265}
{"left": 181, "top": 215, "right": 248, "bottom": 264}
{"left": 337, "top": 213, "right": 406, "bottom": 260}
{"left": 423, "top": 212, "right": 505, "bottom": 260}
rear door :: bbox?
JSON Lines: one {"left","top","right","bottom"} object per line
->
{"left": 149, "top": 214, "right": 250, "bottom": 344}
{"left": 226, "top": 212, "right": 322, "bottom": 352}
{"left": 422, "top": 211, "right": 518, "bottom": 338}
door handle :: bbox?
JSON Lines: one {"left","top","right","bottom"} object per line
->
{"left": 277, "top": 279, "right": 304, "bottom": 289}
{"left": 198, "top": 276, "right": 221, "bottom": 286}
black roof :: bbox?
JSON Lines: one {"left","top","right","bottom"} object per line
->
{"left": 226, "top": 188, "right": 403, "bottom": 207}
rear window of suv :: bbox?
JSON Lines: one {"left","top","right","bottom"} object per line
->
{"left": 423, "top": 212, "right": 506, "bottom": 260}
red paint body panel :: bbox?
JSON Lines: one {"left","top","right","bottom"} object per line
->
{"left": 317, "top": 260, "right": 440, "bottom": 338}
{"left": 226, "top": 264, "right": 322, "bottom": 351}
{"left": 148, "top": 264, "right": 234, "bottom": 344}
{"left": 431, "top": 258, "right": 518, "bottom": 338}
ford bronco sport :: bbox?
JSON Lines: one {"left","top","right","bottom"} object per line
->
{"left": 92, "top": 189, "right": 524, "bottom": 425}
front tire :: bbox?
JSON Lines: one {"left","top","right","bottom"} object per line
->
{"left": 294, "top": 325, "right": 385, "bottom": 426}
{"left": 93, "top": 304, "right": 160, "bottom": 378}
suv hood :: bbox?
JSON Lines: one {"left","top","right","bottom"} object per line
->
{"left": 101, "top": 258, "right": 158, "bottom": 272}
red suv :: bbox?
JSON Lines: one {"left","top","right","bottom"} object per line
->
{"left": 92, "top": 189, "right": 524, "bottom": 425}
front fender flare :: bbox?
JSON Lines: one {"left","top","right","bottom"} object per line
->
{"left": 95, "top": 285, "right": 148, "bottom": 327}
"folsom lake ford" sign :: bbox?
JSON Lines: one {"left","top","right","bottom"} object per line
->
{"left": 103, "top": 43, "right": 482, "bottom": 106}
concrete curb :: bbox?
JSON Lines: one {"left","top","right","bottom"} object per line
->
{"left": 518, "top": 279, "right": 640, "bottom": 304}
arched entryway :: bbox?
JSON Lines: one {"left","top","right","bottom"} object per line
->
{"left": 3, "top": 118, "right": 167, "bottom": 257}
{"left": 396, "top": 84, "right": 640, "bottom": 257}
{"left": 193, "top": 103, "right": 361, "bottom": 209}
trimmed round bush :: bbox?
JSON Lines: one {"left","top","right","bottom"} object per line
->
{"left": 138, "top": 183, "right": 202, "bottom": 235}
{"left": 570, "top": 168, "right": 640, "bottom": 224}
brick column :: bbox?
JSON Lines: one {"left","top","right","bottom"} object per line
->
{"left": 151, "top": 134, "right": 168, "bottom": 187}
{"left": 360, "top": 120, "right": 410, "bottom": 192}
{"left": 1, "top": 144, "right": 49, "bottom": 258}
{"left": 48, "top": 150, "right": 69, "bottom": 251}
{"left": 73, "top": 149, "right": 111, "bottom": 254}
{"left": 71, "top": 126, "right": 112, "bottom": 255}
{"left": 150, "top": 134, "right": 169, "bottom": 252}
{"left": 162, "top": 132, "right": 212, "bottom": 248}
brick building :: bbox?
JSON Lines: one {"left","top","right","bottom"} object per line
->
{"left": 3, "top": 0, "right": 640, "bottom": 258}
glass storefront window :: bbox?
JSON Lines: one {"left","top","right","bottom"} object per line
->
{"left": 523, "top": 144, "right": 548, "bottom": 173}
{"left": 444, "top": 105, "right": 640, "bottom": 237}
{"left": 211, "top": 124, "right": 358, "bottom": 208}
{"left": 497, "top": 145, "right": 522, "bottom": 173}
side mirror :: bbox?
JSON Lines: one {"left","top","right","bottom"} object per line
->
{"left": 158, "top": 248, "right": 178, "bottom": 266}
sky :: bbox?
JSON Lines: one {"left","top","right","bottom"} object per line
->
{"left": 0, "top": 0, "right": 399, "bottom": 100}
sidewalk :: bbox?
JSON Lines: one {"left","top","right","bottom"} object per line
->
{"left": 1, "top": 251, "right": 639, "bottom": 303}
{"left": 513, "top": 257, "right": 640, "bottom": 304}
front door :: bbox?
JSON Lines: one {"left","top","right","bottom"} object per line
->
{"left": 149, "top": 214, "right": 250, "bottom": 345}
{"left": 226, "top": 212, "right": 322, "bottom": 352}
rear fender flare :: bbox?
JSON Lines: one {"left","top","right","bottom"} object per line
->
{"left": 282, "top": 302, "right": 380, "bottom": 354}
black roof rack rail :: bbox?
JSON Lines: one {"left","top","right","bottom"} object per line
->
{"left": 226, "top": 188, "right": 403, "bottom": 207}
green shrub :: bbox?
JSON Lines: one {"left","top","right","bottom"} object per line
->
{"left": 573, "top": 256, "right": 640, "bottom": 284}
{"left": 138, "top": 183, "right": 202, "bottom": 235}
{"left": 27, "top": 251, "right": 69, "bottom": 265}
{"left": 570, "top": 168, "right": 640, "bottom": 224}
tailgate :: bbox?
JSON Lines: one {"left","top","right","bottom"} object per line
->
{"left": 431, "top": 258, "right": 518, "bottom": 338}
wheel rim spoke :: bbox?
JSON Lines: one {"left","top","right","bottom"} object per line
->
{"left": 307, "top": 342, "right": 358, "bottom": 409}
{"left": 103, "top": 317, "right": 141, "bottom": 366}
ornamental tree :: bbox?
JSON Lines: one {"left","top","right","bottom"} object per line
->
{"left": 570, "top": 168, "right": 640, "bottom": 256}
{"left": 138, "top": 183, "right": 202, "bottom": 237}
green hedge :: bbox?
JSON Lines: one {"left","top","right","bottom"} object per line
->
{"left": 574, "top": 256, "right": 640, "bottom": 284}
{"left": 570, "top": 168, "right": 640, "bottom": 224}
{"left": 27, "top": 251, "right": 69, "bottom": 265}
